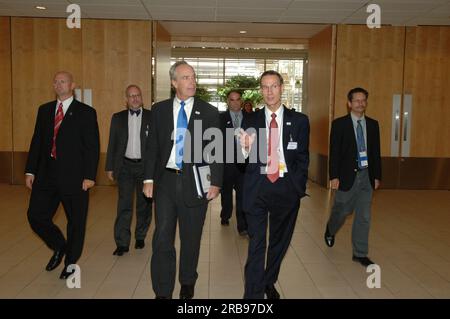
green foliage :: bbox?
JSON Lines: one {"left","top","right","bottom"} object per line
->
{"left": 170, "top": 85, "right": 212, "bottom": 102}
{"left": 218, "top": 75, "right": 263, "bottom": 106}
{"left": 195, "top": 86, "right": 212, "bottom": 102}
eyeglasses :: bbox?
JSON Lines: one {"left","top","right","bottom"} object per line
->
{"left": 261, "top": 84, "right": 281, "bottom": 91}
{"left": 127, "top": 94, "right": 141, "bottom": 99}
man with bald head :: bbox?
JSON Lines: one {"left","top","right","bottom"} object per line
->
{"left": 25, "top": 71, "right": 100, "bottom": 279}
{"left": 106, "top": 85, "right": 152, "bottom": 256}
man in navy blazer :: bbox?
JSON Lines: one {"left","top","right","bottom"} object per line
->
{"left": 240, "top": 70, "right": 309, "bottom": 299}
{"left": 324, "top": 87, "right": 381, "bottom": 267}
{"left": 25, "top": 71, "right": 99, "bottom": 279}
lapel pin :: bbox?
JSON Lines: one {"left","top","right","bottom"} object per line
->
{"left": 195, "top": 111, "right": 200, "bottom": 115}
{"left": 286, "top": 122, "right": 291, "bottom": 126}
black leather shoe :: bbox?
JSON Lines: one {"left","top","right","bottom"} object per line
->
{"left": 221, "top": 219, "right": 229, "bottom": 226}
{"left": 179, "top": 285, "right": 194, "bottom": 299}
{"left": 59, "top": 266, "right": 75, "bottom": 280}
{"left": 113, "top": 247, "right": 129, "bottom": 256}
{"left": 265, "top": 285, "right": 280, "bottom": 299}
{"left": 352, "top": 256, "right": 375, "bottom": 267}
{"left": 324, "top": 225, "right": 335, "bottom": 247}
{"left": 135, "top": 240, "right": 145, "bottom": 249}
{"left": 46, "top": 249, "right": 65, "bottom": 271}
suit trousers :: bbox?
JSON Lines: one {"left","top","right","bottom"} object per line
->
{"left": 327, "top": 168, "right": 373, "bottom": 257}
{"left": 151, "top": 170, "right": 208, "bottom": 297}
{"left": 244, "top": 176, "right": 300, "bottom": 299}
{"left": 114, "top": 159, "right": 152, "bottom": 248}
{"left": 220, "top": 164, "right": 247, "bottom": 232}
{"left": 27, "top": 158, "right": 89, "bottom": 266}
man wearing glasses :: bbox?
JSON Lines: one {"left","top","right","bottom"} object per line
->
{"left": 106, "top": 85, "right": 152, "bottom": 256}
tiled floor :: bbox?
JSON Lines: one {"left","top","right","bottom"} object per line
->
{"left": 0, "top": 182, "right": 449, "bottom": 299}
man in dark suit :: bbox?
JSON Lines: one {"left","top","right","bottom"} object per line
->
{"left": 25, "top": 71, "right": 100, "bottom": 279}
{"left": 105, "top": 85, "right": 152, "bottom": 256}
{"left": 324, "top": 87, "right": 381, "bottom": 267}
{"left": 143, "top": 61, "right": 223, "bottom": 299}
{"left": 240, "top": 70, "right": 309, "bottom": 299}
{"left": 219, "top": 90, "right": 248, "bottom": 235}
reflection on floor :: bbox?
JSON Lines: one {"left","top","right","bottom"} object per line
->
{"left": 0, "top": 182, "right": 449, "bottom": 299}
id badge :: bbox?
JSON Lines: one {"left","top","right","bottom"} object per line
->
{"left": 279, "top": 162, "right": 286, "bottom": 177}
{"left": 287, "top": 142, "right": 297, "bottom": 150}
{"left": 359, "top": 151, "right": 368, "bottom": 168}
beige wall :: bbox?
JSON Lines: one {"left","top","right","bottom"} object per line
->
{"left": 0, "top": 17, "right": 12, "bottom": 183}
{"left": 334, "top": 25, "right": 406, "bottom": 157}
{"left": 3, "top": 17, "right": 152, "bottom": 184}
{"left": 153, "top": 21, "right": 171, "bottom": 102}
{"left": 307, "top": 25, "right": 334, "bottom": 156}
{"left": 81, "top": 19, "right": 152, "bottom": 153}
{"left": 404, "top": 26, "right": 450, "bottom": 158}
{"left": 11, "top": 18, "right": 84, "bottom": 153}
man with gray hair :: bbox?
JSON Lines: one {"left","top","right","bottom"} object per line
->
{"left": 143, "top": 61, "right": 223, "bottom": 299}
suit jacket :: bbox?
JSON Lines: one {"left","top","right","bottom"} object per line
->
{"left": 105, "top": 108, "right": 151, "bottom": 178}
{"left": 219, "top": 110, "right": 249, "bottom": 173}
{"left": 25, "top": 99, "right": 100, "bottom": 194}
{"left": 144, "top": 98, "right": 224, "bottom": 207}
{"left": 242, "top": 106, "right": 310, "bottom": 212}
{"left": 329, "top": 114, "right": 381, "bottom": 191}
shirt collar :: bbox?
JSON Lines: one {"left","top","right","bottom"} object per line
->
{"left": 175, "top": 96, "right": 194, "bottom": 106}
{"left": 265, "top": 104, "right": 284, "bottom": 121}
{"left": 351, "top": 112, "right": 365, "bottom": 123}
{"left": 57, "top": 96, "right": 74, "bottom": 110}
{"left": 229, "top": 109, "right": 242, "bottom": 117}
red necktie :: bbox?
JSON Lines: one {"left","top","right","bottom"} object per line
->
{"left": 51, "top": 103, "right": 64, "bottom": 158}
{"left": 267, "top": 113, "right": 279, "bottom": 183}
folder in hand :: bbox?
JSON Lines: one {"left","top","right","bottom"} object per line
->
{"left": 193, "top": 164, "right": 211, "bottom": 198}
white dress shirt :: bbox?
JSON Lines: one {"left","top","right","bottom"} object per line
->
{"left": 125, "top": 107, "right": 142, "bottom": 159}
{"left": 264, "top": 105, "right": 288, "bottom": 174}
{"left": 56, "top": 96, "right": 73, "bottom": 116}
{"left": 143, "top": 97, "right": 194, "bottom": 184}
{"left": 242, "top": 105, "right": 288, "bottom": 174}
{"left": 166, "top": 97, "right": 194, "bottom": 170}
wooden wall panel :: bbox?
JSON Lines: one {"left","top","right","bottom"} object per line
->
{"left": 0, "top": 17, "right": 12, "bottom": 183}
{"left": 307, "top": 25, "right": 334, "bottom": 156}
{"left": 0, "top": 17, "right": 12, "bottom": 153}
{"left": 82, "top": 19, "right": 152, "bottom": 153}
{"left": 11, "top": 18, "right": 83, "bottom": 152}
{"left": 153, "top": 21, "right": 171, "bottom": 102}
{"left": 334, "top": 25, "right": 405, "bottom": 157}
{"left": 404, "top": 26, "right": 450, "bottom": 157}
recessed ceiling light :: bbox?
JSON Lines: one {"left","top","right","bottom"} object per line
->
{"left": 36, "top": 5, "right": 46, "bottom": 10}
{"left": 239, "top": 30, "right": 247, "bottom": 34}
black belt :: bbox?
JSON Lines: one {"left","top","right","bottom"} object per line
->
{"left": 124, "top": 157, "right": 142, "bottom": 163}
{"left": 166, "top": 168, "right": 182, "bottom": 175}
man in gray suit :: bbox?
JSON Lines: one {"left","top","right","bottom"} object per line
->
{"left": 106, "top": 85, "right": 152, "bottom": 256}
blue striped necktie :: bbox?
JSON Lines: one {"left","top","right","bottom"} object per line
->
{"left": 175, "top": 100, "right": 188, "bottom": 169}
{"left": 356, "top": 120, "right": 367, "bottom": 169}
